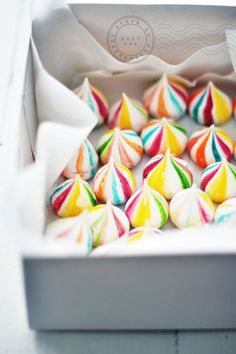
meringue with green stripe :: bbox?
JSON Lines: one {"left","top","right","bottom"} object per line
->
{"left": 125, "top": 180, "right": 168, "bottom": 228}
{"left": 98, "top": 127, "right": 143, "bottom": 169}
{"left": 170, "top": 184, "right": 215, "bottom": 228}
{"left": 91, "top": 224, "right": 162, "bottom": 256}
{"left": 187, "top": 125, "right": 233, "bottom": 168}
{"left": 189, "top": 81, "right": 232, "bottom": 126}
{"left": 143, "top": 149, "right": 193, "bottom": 200}
{"left": 200, "top": 159, "right": 236, "bottom": 203}
{"left": 141, "top": 117, "right": 187, "bottom": 157}
{"left": 143, "top": 73, "right": 188, "bottom": 119}
{"left": 108, "top": 93, "right": 148, "bottom": 133}
{"left": 89, "top": 200, "right": 130, "bottom": 247}
{"left": 50, "top": 174, "right": 96, "bottom": 217}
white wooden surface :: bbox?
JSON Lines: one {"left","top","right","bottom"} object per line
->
{"left": 1, "top": 0, "right": 236, "bottom": 352}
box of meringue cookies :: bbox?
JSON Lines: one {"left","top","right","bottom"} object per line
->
{"left": 4, "top": 0, "right": 236, "bottom": 329}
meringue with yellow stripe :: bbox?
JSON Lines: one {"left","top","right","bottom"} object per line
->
{"left": 50, "top": 175, "right": 96, "bottom": 217}
{"left": 89, "top": 200, "right": 130, "bottom": 247}
{"left": 143, "top": 149, "right": 193, "bottom": 200}
{"left": 125, "top": 180, "right": 168, "bottom": 228}
{"left": 141, "top": 117, "right": 187, "bottom": 157}
{"left": 98, "top": 127, "right": 143, "bottom": 168}
{"left": 91, "top": 224, "right": 162, "bottom": 256}
{"left": 189, "top": 81, "right": 232, "bottom": 126}
{"left": 108, "top": 93, "right": 148, "bottom": 133}
{"left": 200, "top": 159, "right": 236, "bottom": 203}
{"left": 187, "top": 125, "right": 233, "bottom": 168}
{"left": 170, "top": 184, "right": 215, "bottom": 228}
{"left": 93, "top": 158, "right": 136, "bottom": 205}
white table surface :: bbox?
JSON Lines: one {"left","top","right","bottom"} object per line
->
{"left": 1, "top": 1, "right": 236, "bottom": 353}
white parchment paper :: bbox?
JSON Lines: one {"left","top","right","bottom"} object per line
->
{"left": 4, "top": 0, "right": 236, "bottom": 255}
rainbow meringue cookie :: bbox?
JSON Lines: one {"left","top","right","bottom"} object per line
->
{"left": 200, "top": 159, "right": 236, "bottom": 203}
{"left": 189, "top": 81, "right": 232, "bottom": 126}
{"left": 143, "top": 149, "right": 193, "bottom": 200}
{"left": 125, "top": 180, "right": 168, "bottom": 228}
{"left": 74, "top": 77, "right": 109, "bottom": 126}
{"left": 93, "top": 158, "right": 136, "bottom": 205}
{"left": 50, "top": 175, "right": 96, "bottom": 217}
{"left": 143, "top": 73, "right": 188, "bottom": 119}
{"left": 215, "top": 198, "right": 236, "bottom": 224}
{"left": 107, "top": 93, "right": 148, "bottom": 133}
{"left": 88, "top": 200, "right": 130, "bottom": 247}
{"left": 170, "top": 184, "right": 215, "bottom": 228}
{"left": 187, "top": 125, "right": 233, "bottom": 168}
{"left": 63, "top": 138, "right": 99, "bottom": 180}
{"left": 91, "top": 225, "right": 162, "bottom": 256}
{"left": 46, "top": 212, "right": 92, "bottom": 254}
{"left": 98, "top": 127, "right": 143, "bottom": 169}
{"left": 141, "top": 117, "right": 187, "bottom": 157}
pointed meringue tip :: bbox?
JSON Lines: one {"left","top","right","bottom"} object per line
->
{"left": 107, "top": 157, "right": 115, "bottom": 166}
{"left": 143, "top": 179, "right": 149, "bottom": 189}
{"left": 83, "top": 77, "right": 90, "bottom": 86}
{"left": 79, "top": 209, "right": 89, "bottom": 222}
{"left": 165, "top": 148, "right": 171, "bottom": 157}
{"left": 207, "top": 81, "right": 214, "bottom": 88}
{"left": 162, "top": 117, "right": 167, "bottom": 123}
{"left": 75, "top": 174, "right": 82, "bottom": 182}
{"left": 221, "top": 158, "right": 228, "bottom": 165}
{"left": 113, "top": 126, "right": 121, "bottom": 135}
{"left": 143, "top": 220, "right": 151, "bottom": 231}
{"left": 106, "top": 199, "right": 112, "bottom": 207}
{"left": 122, "top": 92, "right": 128, "bottom": 100}
{"left": 191, "top": 183, "right": 198, "bottom": 191}
{"left": 162, "top": 73, "right": 168, "bottom": 80}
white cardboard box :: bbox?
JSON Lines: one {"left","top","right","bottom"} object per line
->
{"left": 3, "top": 0, "right": 236, "bottom": 329}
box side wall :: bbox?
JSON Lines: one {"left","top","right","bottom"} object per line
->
{"left": 23, "top": 255, "right": 236, "bottom": 330}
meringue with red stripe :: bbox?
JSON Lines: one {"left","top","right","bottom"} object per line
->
{"left": 200, "top": 159, "right": 236, "bottom": 203}
{"left": 143, "top": 149, "right": 193, "bottom": 200}
{"left": 98, "top": 127, "right": 143, "bottom": 169}
{"left": 125, "top": 180, "right": 168, "bottom": 228}
{"left": 187, "top": 125, "right": 233, "bottom": 168}
{"left": 93, "top": 158, "right": 136, "bottom": 205}
{"left": 74, "top": 77, "right": 109, "bottom": 126}
{"left": 46, "top": 212, "right": 92, "bottom": 254}
{"left": 189, "top": 81, "right": 232, "bottom": 126}
{"left": 143, "top": 73, "right": 188, "bottom": 119}
{"left": 50, "top": 175, "right": 96, "bottom": 217}
{"left": 108, "top": 93, "right": 148, "bottom": 133}
{"left": 89, "top": 200, "right": 130, "bottom": 247}
{"left": 141, "top": 118, "right": 187, "bottom": 157}
{"left": 170, "top": 184, "right": 215, "bottom": 228}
